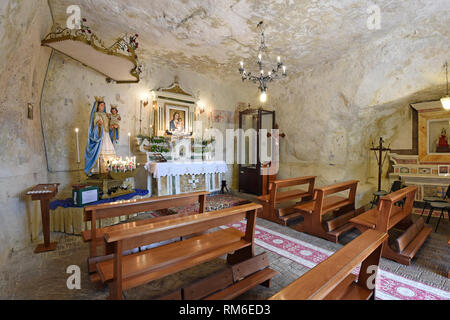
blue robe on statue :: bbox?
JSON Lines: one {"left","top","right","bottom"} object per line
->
{"left": 109, "top": 127, "right": 119, "bottom": 149}
{"left": 84, "top": 101, "right": 104, "bottom": 175}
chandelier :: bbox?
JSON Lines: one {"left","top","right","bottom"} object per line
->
{"left": 238, "top": 21, "right": 287, "bottom": 103}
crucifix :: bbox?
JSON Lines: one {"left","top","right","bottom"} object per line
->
{"left": 371, "top": 137, "right": 391, "bottom": 192}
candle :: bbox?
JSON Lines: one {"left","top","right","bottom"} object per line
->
{"left": 277, "top": 56, "right": 281, "bottom": 63}
{"left": 128, "top": 132, "right": 131, "bottom": 157}
{"left": 75, "top": 128, "right": 80, "bottom": 163}
{"left": 240, "top": 61, "right": 244, "bottom": 68}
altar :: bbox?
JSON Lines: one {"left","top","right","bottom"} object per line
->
{"left": 145, "top": 160, "right": 228, "bottom": 196}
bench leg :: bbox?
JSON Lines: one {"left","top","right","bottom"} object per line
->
{"left": 108, "top": 282, "right": 124, "bottom": 300}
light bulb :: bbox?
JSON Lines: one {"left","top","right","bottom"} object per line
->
{"left": 260, "top": 91, "right": 267, "bottom": 103}
{"left": 283, "top": 65, "right": 286, "bottom": 73}
{"left": 441, "top": 96, "right": 450, "bottom": 110}
{"left": 75, "top": 128, "right": 79, "bottom": 133}
{"left": 128, "top": 132, "right": 131, "bottom": 137}
{"left": 277, "top": 56, "right": 281, "bottom": 63}
{"left": 261, "top": 69, "right": 264, "bottom": 75}
{"left": 258, "top": 53, "right": 262, "bottom": 61}
{"left": 240, "top": 61, "right": 244, "bottom": 68}
{"left": 140, "top": 91, "right": 149, "bottom": 101}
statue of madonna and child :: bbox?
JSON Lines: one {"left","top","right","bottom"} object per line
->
{"left": 84, "top": 97, "right": 121, "bottom": 176}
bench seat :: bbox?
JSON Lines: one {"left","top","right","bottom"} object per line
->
{"left": 349, "top": 205, "right": 403, "bottom": 230}
{"left": 96, "top": 227, "right": 250, "bottom": 290}
{"left": 294, "top": 196, "right": 352, "bottom": 215}
{"left": 257, "top": 189, "right": 309, "bottom": 203}
{"left": 82, "top": 212, "right": 194, "bottom": 243}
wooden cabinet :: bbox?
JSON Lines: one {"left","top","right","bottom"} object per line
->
{"left": 238, "top": 108, "right": 275, "bottom": 195}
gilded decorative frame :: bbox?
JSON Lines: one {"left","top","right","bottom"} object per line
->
{"left": 418, "top": 110, "right": 450, "bottom": 163}
{"left": 164, "top": 103, "right": 191, "bottom": 134}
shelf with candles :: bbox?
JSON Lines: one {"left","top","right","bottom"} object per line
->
{"left": 106, "top": 156, "right": 137, "bottom": 180}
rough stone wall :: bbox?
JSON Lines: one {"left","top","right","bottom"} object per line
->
{"left": 0, "top": 0, "right": 53, "bottom": 263}
{"left": 269, "top": 30, "right": 449, "bottom": 206}
{"left": 40, "top": 52, "right": 259, "bottom": 194}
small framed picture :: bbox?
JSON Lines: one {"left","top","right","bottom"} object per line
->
{"left": 27, "top": 103, "right": 33, "bottom": 120}
{"left": 438, "top": 165, "right": 449, "bottom": 176}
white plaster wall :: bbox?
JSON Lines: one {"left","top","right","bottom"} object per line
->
{"left": 0, "top": 0, "right": 53, "bottom": 264}
{"left": 268, "top": 31, "right": 449, "bottom": 206}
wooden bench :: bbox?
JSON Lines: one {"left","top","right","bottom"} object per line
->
{"left": 96, "top": 203, "right": 277, "bottom": 300}
{"left": 350, "top": 186, "right": 432, "bottom": 266}
{"left": 256, "top": 176, "right": 316, "bottom": 225}
{"left": 156, "top": 252, "right": 277, "bottom": 300}
{"left": 292, "top": 180, "right": 360, "bottom": 242}
{"left": 270, "top": 229, "right": 388, "bottom": 300}
{"left": 82, "top": 191, "right": 208, "bottom": 275}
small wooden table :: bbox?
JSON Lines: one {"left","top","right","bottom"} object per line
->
{"left": 27, "top": 184, "right": 60, "bottom": 253}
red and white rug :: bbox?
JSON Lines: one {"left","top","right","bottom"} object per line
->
{"left": 225, "top": 221, "right": 450, "bottom": 300}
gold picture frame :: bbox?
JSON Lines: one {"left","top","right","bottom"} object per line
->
{"left": 165, "top": 103, "right": 190, "bottom": 134}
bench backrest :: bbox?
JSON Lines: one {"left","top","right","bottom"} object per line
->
{"left": 268, "top": 176, "right": 316, "bottom": 203}
{"left": 376, "top": 186, "right": 417, "bottom": 232}
{"left": 104, "top": 202, "right": 261, "bottom": 252}
{"left": 313, "top": 180, "right": 359, "bottom": 213}
{"left": 269, "top": 229, "right": 388, "bottom": 300}
{"left": 83, "top": 191, "right": 208, "bottom": 221}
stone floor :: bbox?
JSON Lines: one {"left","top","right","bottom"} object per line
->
{"left": 0, "top": 196, "right": 449, "bottom": 300}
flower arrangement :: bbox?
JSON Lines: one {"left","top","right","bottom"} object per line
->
{"left": 106, "top": 157, "right": 137, "bottom": 173}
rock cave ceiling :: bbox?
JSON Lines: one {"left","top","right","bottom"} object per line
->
{"left": 48, "top": 0, "right": 449, "bottom": 78}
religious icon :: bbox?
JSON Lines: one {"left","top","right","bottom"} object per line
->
{"left": 165, "top": 104, "right": 189, "bottom": 134}
{"left": 108, "top": 104, "right": 121, "bottom": 147}
{"left": 84, "top": 96, "right": 116, "bottom": 175}
{"left": 436, "top": 128, "right": 450, "bottom": 152}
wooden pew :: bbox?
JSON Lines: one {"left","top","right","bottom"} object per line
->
{"left": 256, "top": 176, "right": 316, "bottom": 225}
{"left": 350, "top": 186, "right": 432, "bottom": 266}
{"left": 270, "top": 229, "right": 388, "bottom": 300}
{"left": 292, "top": 180, "right": 360, "bottom": 242}
{"left": 96, "top": 203, "right": 276, "bottom": 300}
{"left": 157, "top": 252, "right": 276, "bottom": 300}
{"left": 82, "top": 191, "right": 208, "bottom": 275}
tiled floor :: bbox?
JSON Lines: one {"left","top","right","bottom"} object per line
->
{"left": 0, "top": 196, "right": 448, "bottom": 300}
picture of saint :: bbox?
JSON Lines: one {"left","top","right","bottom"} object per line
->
{"left": 169, "top": 110, "right": 186, "bottom": 132}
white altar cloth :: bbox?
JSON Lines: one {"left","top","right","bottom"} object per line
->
{"left": 145, "top": 160, "right": 228, "bottom": 179}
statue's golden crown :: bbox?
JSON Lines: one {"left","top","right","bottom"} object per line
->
{"left": 95, "top": 96, "right": 105, "bottom": 102}
{"left": 110, "top": 104, "right": 118, "bottom": 110}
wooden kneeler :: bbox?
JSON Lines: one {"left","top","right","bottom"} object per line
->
{"left": 350, "top": 186, "right": 432, "bottom": 265}
{"left": 157, "top": 253, "right": 277, "bottom": 300}
{"left": 292, "top": 180, "right": 360, "bottom": 242}
{"left": 256, "top": 176, "right": 316, "bottom": 225}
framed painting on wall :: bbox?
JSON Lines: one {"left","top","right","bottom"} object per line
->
{"left": 438, "top": 165, "right": 450, "bottom": 176}
{"left": 165, "top": 104, "right": 190, "bottom": 134}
